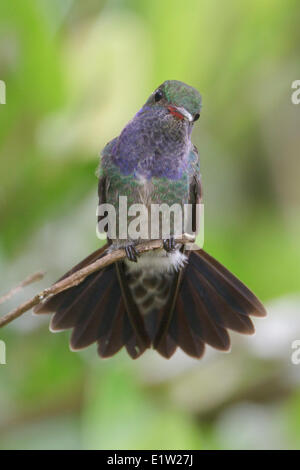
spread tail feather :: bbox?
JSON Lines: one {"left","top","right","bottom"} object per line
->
{"left": 35, "top": 246, "right": 266, "bottom": 359}
{"left": 34, "top": 244, "right": 150, "bottom": 359}
{"left": 153, "top": 249, "right": 266, "bottom": 358}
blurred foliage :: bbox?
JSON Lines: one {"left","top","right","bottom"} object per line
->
{"left": 0, "top": 0, "right": 300, "bottom": 450}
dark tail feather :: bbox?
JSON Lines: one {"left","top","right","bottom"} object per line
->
{"left": 154, "top": 249, "right": 266, "bottom": 359}
{"left": 34, "top": 245, "right": 150, "bottom": 359}
{"left": 35, "top": 245, "right": 266, "bottom": 360}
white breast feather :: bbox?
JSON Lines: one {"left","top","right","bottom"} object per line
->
{"left": 125, "top": 248, "right": 187, "bottom": 273}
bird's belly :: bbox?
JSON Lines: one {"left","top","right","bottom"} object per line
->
{"left": 125, "top": 248, "right": 186, "bottom": 317}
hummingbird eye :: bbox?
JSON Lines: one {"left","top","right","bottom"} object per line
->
{"left": 154, "top": 90, "right": 163, "bottom": 102}
{"left": 193, "top": 113, "right": 200, "bottom": 122}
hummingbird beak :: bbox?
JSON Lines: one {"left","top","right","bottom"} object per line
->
{"left": 167, "top": 105, "right": 193, "bottom": 122}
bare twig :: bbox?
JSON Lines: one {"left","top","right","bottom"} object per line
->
{"left": 0, "top": 234, "right": 195, "bottom": 328}
{"left": 0, "top": 272, "right": 44, "bottom": 306}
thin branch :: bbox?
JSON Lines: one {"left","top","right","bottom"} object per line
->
{"left": 0, "top": 272, "right": 44, "bottom": 306}
{"left": 0, "top": 234, "right": 195, "bottom": 329}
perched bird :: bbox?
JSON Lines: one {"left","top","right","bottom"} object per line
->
{"left": 35, "top": 80, "right": 266, "bottom": 359}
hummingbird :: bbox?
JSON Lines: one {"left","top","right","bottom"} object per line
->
{"left": 35, "top": 80, "right": 266, "bottom": 359}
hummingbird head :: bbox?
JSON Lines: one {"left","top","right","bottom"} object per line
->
{"left": 145, "top": 80, "right": 202, "bottom": 124}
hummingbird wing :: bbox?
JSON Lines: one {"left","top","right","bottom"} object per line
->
{"left": 153, "top": 146, "right": 266, "bottom": 358}
{"left": 152, "top": 146, "right": 202, "bottom": 357}
{"left": 96, "top": 138, "right": 115, "bottom": 239}
{"left": 35, "top": 137, "right": 151, "bottom": 359}
{"left": 188, "top": 145, "right": 202, "bottom": 232}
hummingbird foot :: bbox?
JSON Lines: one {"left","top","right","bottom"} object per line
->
{"left": 125, "top": 244, "right": 140, "bottom": 263}
{"left": 163, "top": 236, "right": 176, "bottom": 253}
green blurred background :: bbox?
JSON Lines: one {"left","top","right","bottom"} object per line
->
{"left": 0, "top": 0, "right": 300, "bottom": 450}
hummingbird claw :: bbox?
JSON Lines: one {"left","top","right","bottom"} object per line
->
{"left": 163, "top": 236, "right": 176, "bottom": 253}
{"left": 125, "top": 244, "right": 139, "bottom": 262}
